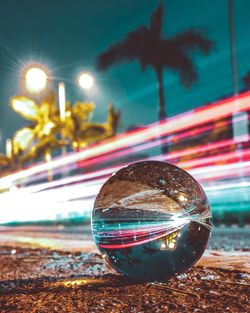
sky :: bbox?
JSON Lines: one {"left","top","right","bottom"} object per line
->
{"left": 0, "top": 0, "right": 250, "bottom": 152}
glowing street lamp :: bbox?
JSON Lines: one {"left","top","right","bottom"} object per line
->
{"left": 24, "top": 66, "right": 49, "bottom": 94}
{"left": 77, "top": 72, "right": 94, "bottom": 90}
{"left": 20, "top": 65, "right": 97, "bottom": 140}
{"left": 21, "top": 63, "right": 67, "bottom": 122}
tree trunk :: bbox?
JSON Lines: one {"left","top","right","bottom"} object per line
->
{"left": 156, "top": 68, "right": 168, "bottom": 154}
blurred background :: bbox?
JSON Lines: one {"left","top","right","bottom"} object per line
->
{"left": 0, "top": 0, "right": 249, "bottom": 230}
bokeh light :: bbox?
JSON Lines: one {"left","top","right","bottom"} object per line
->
{"left": 77, "top": 72, "right": 94, "bottom": 90}
{"left": 25, "top": 67, "right": 48, "bottom": 93}
{"left": 20, "top": 63, "right": 50, "bottom": 94}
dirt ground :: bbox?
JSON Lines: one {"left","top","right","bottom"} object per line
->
{"left": 0, "top": 226, "right": 249, "bottom": 313}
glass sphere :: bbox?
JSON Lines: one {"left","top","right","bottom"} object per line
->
{"left": 92, "top": 161, "right": 211, "bottom": 282}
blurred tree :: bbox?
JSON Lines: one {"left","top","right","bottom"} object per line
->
{"left": 0, "top": 93, "right": 119, "bottom": 174}
{"left": 96, "top": 2, "right": 213, "bottom": 122}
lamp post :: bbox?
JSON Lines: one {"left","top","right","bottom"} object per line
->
{"left": 58, "top": 82, "right": 66, "bottom": 122}
{"left": 5, "top": 138, "right": 12, "bottom": 159}
{"left": 21, "top": 63, "right": 67, "bottom": 129}
{"left": 228, "top": 0, "right": 248, "bottom": 143}
{"left": 22, "top": 65, "right": 95, "bottom": 110}
{"left": 20, "top": 64, "right": 96, "bottom": 156}
{"left": 21, "top": 63, "right": 53, "bottom": 179}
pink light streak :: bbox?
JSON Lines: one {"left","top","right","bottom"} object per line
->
{"left": 98, "top": 226, "right": 181, "bottom": 249}
{"left": 0, "top": 91, "right": 250, "bottom": 188}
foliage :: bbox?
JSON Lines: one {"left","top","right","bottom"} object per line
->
{"left": 0, "top": 91, "right": 119, "bottom": 171}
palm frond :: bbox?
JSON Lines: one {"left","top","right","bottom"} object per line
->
{"left": 171, "top": 29, "right": 213, "bottom": 54}
{"left": 10, "top": 96, "right": 39, "bottom": 122}
{"left": 13, "top": 127, "right": 35, "bottom": 153}
{"left": 76, "top": 123, "right": 110, "bottom": 147}
{"left": 150, "top": 3, "right": 164, "bottom": 39}
{"left": 96, "top": 26, "right": 149, "bottom": 70}
{"left": 178, "top": 55, "right": 198, "bottom": 87}
{"left": 161, "top": 42, "right": 198, "bottom": 87}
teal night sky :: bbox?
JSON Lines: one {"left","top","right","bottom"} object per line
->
{"left": 0, "top": 0, "right": 250, "bottom": 152}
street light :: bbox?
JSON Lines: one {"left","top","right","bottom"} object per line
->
{"left": 22, "top": 64, "right": 49, "bottom": 94}
{"left": 21, "top": 63, "right": 66, "bottom": 121}
{"left": 21, "top": 65, "right": 96, "bottom": 122}
{"left": 77, "top": 72, "right": 94, "bottom": 90}
{"left": 58, "top": 82, "right": 66, "bottom": 122}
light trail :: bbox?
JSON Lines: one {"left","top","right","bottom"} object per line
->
{"left": 2, "top": 132, "right": 249, "bottom": 195}
{"left": 77, "top": 133, "right": 249, "bottom": 172}
{"left": 204, "top": 180, "right": 250, "bottom": 191}
{"left": 175, "top": 148, "right": 250, "bottom": 169}
{"left": 189, "top": 160, "right": 250, "bottom": 181}
{"left": 71, "top": 111, "right": 249, "bottom": 189}
{"left": 0, "top": 157, "right": 249, "bottom": 224}
{"left": 1, "top": 91, "right": 250, "bottom": 188}
{"left": 0, "top": 92, "right": 249, "bottom": 224}
{"left": 9, "top": 142, "right": 250, "bottom": 197}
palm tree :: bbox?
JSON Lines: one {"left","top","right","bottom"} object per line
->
{"left": 96, "top": 3, "right": 213, "bottom": 122}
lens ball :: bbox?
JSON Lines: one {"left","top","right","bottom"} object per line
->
{"left": 92, "top": 161, "right": 211, "bottom": 281}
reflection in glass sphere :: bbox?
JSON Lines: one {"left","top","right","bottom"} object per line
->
{"left": 92, "top": 161, "right": 211, "bottom": 282}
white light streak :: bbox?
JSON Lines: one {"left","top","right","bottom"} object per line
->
{"left": 1, "top": 92, "right": 250, "bottom": 189}
{"left": 58, "top": 82, "right": 66, "bottom": 122}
